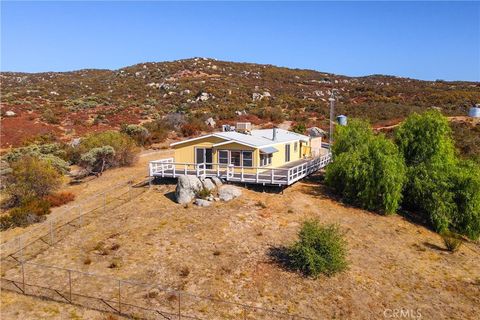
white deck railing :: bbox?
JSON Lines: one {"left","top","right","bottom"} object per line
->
{"left": 149, "top": 153, "right": 332, "bottom": 185}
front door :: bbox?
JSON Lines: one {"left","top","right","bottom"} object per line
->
{"left": 195, "top": 148, "right": 213, "bottom": 169}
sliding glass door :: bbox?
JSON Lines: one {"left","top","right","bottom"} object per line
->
{"left": 195, "top": 148, "right": 213, "bottom": 169}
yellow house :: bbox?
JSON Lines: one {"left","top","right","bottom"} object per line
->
{"left": 149, "top": 124, "right": 331, "bottom": 186}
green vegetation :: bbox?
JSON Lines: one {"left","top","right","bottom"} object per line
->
{"left": 196, "top": 187, "right": 212, "bottom": 200}
{"left": 5, "top": 156, "right": 62, "bottom": 204}
{"left": 71, "top": 131, "right": 139, "bottom": 168}
{"left": 396, "top": 110, "right": 480, "bottom": 240}
{"left": 0, "top": 198, "right": 51, "bottom": 230}
{"left": 287, "top": 220, "right": 348, "bottom": 277}
{"left": 3, "top": 143, "right": 70, "bottom": 174}
{"left": 79, "top": 146, "right": 116, "bottom": 176}
{"left": 326, "top": 120, "right": 406, "bottom": 214}
{"left": 326, "top": 111, "right": 480, "bottom": 240}
{"left": 291, "top": 123, "right": 307, "bottom": 134}
{"left": 120, "top": 124, "right": 150, "bottom": 146}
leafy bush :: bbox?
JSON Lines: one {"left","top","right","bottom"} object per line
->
{"left": 41, "top": 109, "right": 60, "bottom": 124}
{"left": 120, "top": 124, "right": 150, "bottom": 146}
{"left": 181, "top": 123, "right": 200, "bottom": 137}
{"left": 0, "top": 197, "right": 51, "bottom": 230}
{"left": 288, "top": 220, "right": 348, "bottom": 277}
{"left": 441, "top": 231, "right": 463, "bottom": 253}
{"left": 3, "top": 143, "right": 69, "bottom": 174}
{"left": 79, "top": 146, "right": 116, "bottom": 176}
{"left": 291, "top": 123, "right": 307, "bottom": 134}
{"left": 395, "top": 110, "right": 456, "bottom": 166}
{"left": 44, "top": 191, "right": 75, "bottom": 207}
{"left": 72, "top": 131, "right": 138, "bottom": 167}
{"left": 6, "top": 156, "right": 62, "bottom": 205}
{"left": 396, "top": 111, "right": 480, "bottom": 239}
{"left": 143, "top": 119, "right": 172, "bottom": 143}
{"left": 326, "top": 120, "right": 406, "bottom": 214}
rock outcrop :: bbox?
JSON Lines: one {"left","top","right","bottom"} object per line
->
{"left": 175, "top": 175, "right": 203, "bottom": 204}
{"left": 218, "top": 185, "right": 242, "bottom": 201}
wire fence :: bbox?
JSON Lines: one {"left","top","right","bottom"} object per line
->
{"left": 0, "top": 177, "right": 147, "bottom": 273}
{"left": 0, "top": 176, "right": 315, "bottom": 319}
{"left": 1, "top": 261, "right": 313, "bottom": 320}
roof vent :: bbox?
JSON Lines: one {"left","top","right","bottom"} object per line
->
{"left": 236, "top": 122, "right": 252, "bottom": 134}
{"left": 272, "top": 127, "right": 277, "bottom": 141}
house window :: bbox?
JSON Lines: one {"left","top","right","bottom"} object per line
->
{"left": 242, "top": 151, "right": 253, "bottom": 167}
{"left": 285, "top": 144, "right": 291, "bottom": 162}
{"left": 230, "top": 151, "right": 241, "bottom": 166}
{"left": 294, "top": 142, "right": 298, "bottom": 152}
{"left": 218, "top": 150, "right": 229, "bottom": 165}
{"left": 260, "top": 153, "right": 272, "bottom": 166}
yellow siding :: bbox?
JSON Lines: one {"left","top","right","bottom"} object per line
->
{"left": 173, "top": 134, "right": 312, "bottom": 170}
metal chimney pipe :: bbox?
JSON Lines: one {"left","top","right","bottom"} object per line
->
{"left": 273, "top": 127, "right": 277, "bottom": 141}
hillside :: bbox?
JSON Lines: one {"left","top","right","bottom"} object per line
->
{"left": 1, "top": 57, "right": 479, "bottom": 149}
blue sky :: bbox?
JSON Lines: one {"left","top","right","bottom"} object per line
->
{"left": 1, "top": 1, "right": 479, "bottom": 81}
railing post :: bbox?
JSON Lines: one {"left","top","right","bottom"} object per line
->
{"left": 21, "top": 261, "right": 26, "bottom": 294}
{"left": 241, "top": 167, "right": 244, "bottom": 181}
{"left": 173, "top": 165, "right": 176, "bottom": 178}
{"left": 184, "top": 164, "right": 187, "bottom": 175}
{"left": 271, "top": 169, "right": 274, "bottom": 184}
{"left": 161, "top": 163, "right": 165, "bottom": 177}
{"left": 50, "top": 220, "right": 54, "bottom": 245}
{"left": 178, "top": 292, "right": 181, "bottom": 320}
{"left": 118, "top": 280, "right": 121, "bottom": 314}
{"left": 217, "top": 164, "right": 220, "bottom": 177}
{"left": 256, "top": 168, "right": 259, "bottom": 183}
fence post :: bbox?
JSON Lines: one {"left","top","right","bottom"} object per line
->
{"left": 128, "top": 184, "right": 132, "bottom": 201}
{"left": 19, "top": 236, "right": 23, "bottom": 262}
{"left": 68, "top": 269, "right": 72, "bottom": 302}
{"left": 78, "top": 205, "right": 82, "bottom": 226}
{"left": 243, "top": 306, "right": 247, "bottom": 320}
{"left": 118, "top": 280, "right": 121, "bottom": 314}
{"left": 50, "top": 220, "right": 54, "bottom": 245}
{"left": 178, "top": 292, "right": 181, "bottom": 320}
{"left": 103, "top": 193, "right": 106, "bottom": 214}
{"left": 21, "top": 262, "right": 26, "bottom": 294}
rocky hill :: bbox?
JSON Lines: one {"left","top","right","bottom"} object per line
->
{"left": 1, "top": 57, "right": 479, "bottom": 148}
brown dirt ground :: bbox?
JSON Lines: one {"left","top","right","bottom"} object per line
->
{"left": 1, "top": 149, "right": 479, "bottom": 319}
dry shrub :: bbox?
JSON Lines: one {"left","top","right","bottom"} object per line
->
{"left": 441, "top": 231, "right": 463, "bottom": 252}
{"left": 44, "top": 192, "right": 75, "bottom": 207}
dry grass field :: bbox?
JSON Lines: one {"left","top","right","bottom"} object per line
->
{"left": 1, "top": 149, "right": 479, "bottom": 319}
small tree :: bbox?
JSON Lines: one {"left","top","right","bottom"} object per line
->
{"left": 288, "top": 220, "right": 348, "bottom": 277}
{"left": 325, "top": 120, "right": 406, "bottom": 214}
{"left": 120, "top": 124, "right": 150, "bottom": 146}
{"left": 6, "top": 156, "right": 62, "bottom": 204}
{"left": 79, "top": 146, "right": 115, "bottom": 176}
{"left": 291, "top": 123, "right": 307, "bottom": 134}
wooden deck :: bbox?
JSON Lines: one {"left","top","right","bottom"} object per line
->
{"left": 149, "top": 153, "right": 331, "bottom": 186}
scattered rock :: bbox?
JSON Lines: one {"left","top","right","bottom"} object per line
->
{"left": 307, "top": 127, "right": 327, "bottom": 137}
{"left": 196, "top": 92, "right": 211, "bottom": 102}
{"left": 201, "top": 178, "right": 216, "bottom": 191}
{"left": 4, "top": 111, "right": 16, "bottom": 117}
{"left": 211, "top": 176, "right": 223, "bottom": 187}
{"left": 252, "top": 92, "right": 271, "bottom": 102}
{"left": 204, "top": 117, "right": 216, "bottom": 127}
{"left": 218, "top": 185, "right": 242, "bottom": 201}
{"left": 175, "top": 175, "right": 203, "bottom": 204}
{"left": 194, "top": 198, "right": 212, "bottom": 207}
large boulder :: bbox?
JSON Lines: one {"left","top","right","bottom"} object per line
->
{"left": 175, "top": 175, "right": 203, "bottom": 204}
{"left": 201, "top": 178, "right": 216, "bottom": 191}
{"left": 218, "top": 185, "right": 242, "bottom": 201}
{"left": 4, "top": 111, "right": 16, "bottom": 117}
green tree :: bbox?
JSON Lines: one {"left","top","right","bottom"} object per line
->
{"left": 395, "top": 110, "right": 456, "bottom": 166}
{"left": 79, "top": 146, "right": 116, "bottom": 176}
{"left": 6, "top": 156, "right": 62, "bottom": 204}
{"left": 326, "top": 120, "right": 406, "bottom": 214}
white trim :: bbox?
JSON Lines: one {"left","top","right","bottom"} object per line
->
{"left": 170, "top": 133, "right": 224, "bottom": 147}
{"left": 212, "top": 139, "right": 256, "bottom": 148}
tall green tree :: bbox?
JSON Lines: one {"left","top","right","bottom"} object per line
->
{"left": 326, "top": 120, "right": 406, "bottom": 214}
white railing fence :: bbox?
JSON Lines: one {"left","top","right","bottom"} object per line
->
{"left": 149, "top": 152, "right": 332, "bottom": 185}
